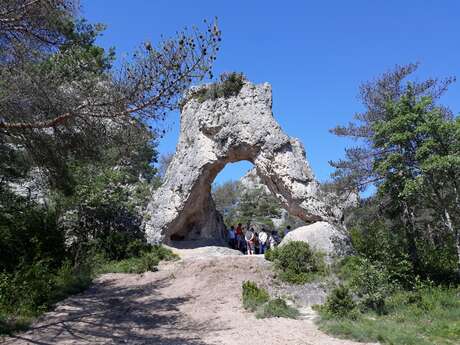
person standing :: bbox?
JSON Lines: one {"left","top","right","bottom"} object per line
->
{"left": 227, "top": 225, "right": 236, "bottom": 249}
{"left": 245, "top": 227, "right": 255, "bottom": 255}
{"left": 269, "top": 230, "right": 280, "bottom": 249}
{"left": 235, "top": 223, "right": 244, "bottom": 251}
{"left": 284, "top": 225, "right": 292, "bottom": 237}
{"left": 258, "top": 228, "right": 268, "bottom": 254}
{"left": 254, "top": 231, "right": 259, "bottom": 254}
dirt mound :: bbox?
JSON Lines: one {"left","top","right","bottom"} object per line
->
{"left": 1, "top": 251, "right": 377, "bottom": 345}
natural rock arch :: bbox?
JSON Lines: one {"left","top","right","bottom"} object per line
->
{"left": 144, "top": 80, "right": 342, "bottom": 244}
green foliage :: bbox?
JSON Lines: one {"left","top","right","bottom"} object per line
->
{"left": 58, "top": 162, "right": 156, "bottom": 262}
{"left": 331, "top": 65, "right": 460, "bottom": 280}
{"left": 237, "top": 187, "right": 282, "bottom": 224}
{"left": 264, "top": 248, "right": 277, "bottom": 262}
{"left": 0, "top": 244, "right": 175, "bottom": 335}
{"left": 0, "top": 1, "right": 221, "bottom": 337}
{"left": 321, "top": 284, "right": 357, "bottom": 319}
{"left": 344, "top": 257, "right": 396, "bottom": 314}
{"left": 241, "top": 281, "right": 299, "bottom": 319}
{"left": 257, "top": 298, "right": 299, "bottom": 319}
{"left": 185, "top": 72, "right": 245, "bottom": 106}
{"left": 317, "top": 286, "right": 460, "bottom": 345}
{"left": 241, "top": 281, "right": 270, "bottom": 312}
{"left": 97, "top": 245, "right": 177, "bottom": 274}
{"left": 0, "top": 260, "right": 92, "bottom": 334}
{"left": 0, "top": 189, "right": 65, "bottom": 273}
{"left": 212, "top": 178, "right": 298, "bottom": 230}
{"left": 267, "top": 241, "right": 327, "bottom": 284}
{"left": 349, "top": 220, "right": 414, "bottom": 286}
{"left": 212, "top": 180, "right": 242, "bottom": 224}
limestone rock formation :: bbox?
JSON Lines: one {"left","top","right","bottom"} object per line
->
{"left": 144, "top": 80, "right": 342, "bottom": 244}
{"left": 239, "top": 168, "right": 304, "bottom": 228}
{"left": 240, "top": 168, "right": 270, "bottom": 193}
{"left": 280, "top": 222, "right": 351, "bottom": 258}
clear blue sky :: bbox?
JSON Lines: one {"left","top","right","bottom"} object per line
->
{"left": 82, "top": 0, "right": 460, "bottom": 184}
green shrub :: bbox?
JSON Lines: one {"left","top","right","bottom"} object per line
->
{"left": 0, "top": 259, "right": 94, "bottom": 335}
{"left": 150, "top": 244, "right": 178, "bottom": 261}
{"left": 322, "top": 284, "right": 358, "bottom": 319}
{"left": 185, "top": 72, "right": 245, "bottom": 106}
{"left": 346, "top": 257, "right": 395, "bottom": 314}
{"left": 126, "top": 239, "right": 151, "bottom": 258}
{"left": 99, "top": 256, "right": 158, "bottom": 274}
{"left": 257, "top": 298, "right": 299, "bottom": 319}
{"left": 242, "top": 281, "right": 270, "bottom": 312}
{"left": 264, "top": 248, "right": 277, "bottom": 262}
{"left": 317, "top": 286, "right": 460, "bottom": 345}
{"left": 0, "top": 192, "right": 65, "bottom": 273}
{"left": 268, "top": 241, "right": 327, "bottom": 284}
{"left": 52, "top": 261, "right": 92, "bottom": 301}
{"left": 98, "top": 245, "right": 177, "bottom": 274}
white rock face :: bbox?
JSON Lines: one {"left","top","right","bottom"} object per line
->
{"left": 240, "top": 168, "right": 270, "bottom": 193}
{"left": 280, "top": 221, "right": 350, "bottom": 257}
{"left": 144, "top": 80, "right": 342, "bottom": 244}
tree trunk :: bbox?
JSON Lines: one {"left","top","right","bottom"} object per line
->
{"left": 402, "top": 202, "right": 419, "bottom": 272}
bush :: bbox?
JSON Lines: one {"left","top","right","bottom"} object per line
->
{"left": 345, "top": 257, "right": 396, "bottom": 314}
{"left": 264, "top": 248, "right": 277, "bottom": 262}
{"left": 267, "top": 241, "right": 327, "bottom": 284}
{"left": 0, "top": 191, "right": 65, "bottom": 273}
{"left": 185, "top": 72, "right": 245, "bottom": 106}
{"left": 52, "top": 262, "right": 92, "bottom": 301}
{"left": 242, "top": 281, "right": 270, "bottom": 312}
{"left": 322, "top": 284, "right": 357, "bottom": 319}
{"left": 317, "top": 286, "right": 460, "bottom": 345}
{"left": 242, "top": 281, "right": 299, "bottom": 319}
{"left": 257, "top": 298, "right": 299, "bottom": 319}
{"left": 98, "top": 245, "right": 177, "bottom": 274}
{"left": 0, "top": 260, "right": 93, "bottom": 335}
{"left": 150, "top": 244, "right": 178, "bottom": 261}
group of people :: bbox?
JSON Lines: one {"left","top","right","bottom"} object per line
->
{"left": 226, "top": 223, "right": 292, "bottom": 255}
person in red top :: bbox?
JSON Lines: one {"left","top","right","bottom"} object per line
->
{"left": 235, "top": 223, "right": 244, "bottom": 250}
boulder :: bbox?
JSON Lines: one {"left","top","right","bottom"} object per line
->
{"left": 144, "top": 79, "right": 343, "bottom": 244}
{"left": 280, "top": 221, "right": 350, "bottom": 257}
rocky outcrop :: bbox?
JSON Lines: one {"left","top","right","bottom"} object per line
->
{"left": 144, "top": 80, "right": 342, "bottom": 244}
{"left": 240, "top": 168, "right": 304, "bottom": 228}
{"left": 280, "top": 222, "right": 351, "bottom": 258}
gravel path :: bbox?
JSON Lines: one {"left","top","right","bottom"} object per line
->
{"left": 1, "top": 248, "right": 377, "bottom": 345}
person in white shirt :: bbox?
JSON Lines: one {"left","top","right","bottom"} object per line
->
{"left": 258, "top": 229, "right": 268, "bottom": 254}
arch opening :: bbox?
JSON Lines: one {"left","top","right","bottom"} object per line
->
{"left": 143, "top": 80, "right": 342, "bottom": 245}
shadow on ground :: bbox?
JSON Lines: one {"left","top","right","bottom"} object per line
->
{"left": 3, "top": 275, "right": 225, "bottom": 345}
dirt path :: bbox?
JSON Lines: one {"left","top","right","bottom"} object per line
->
{"left": 1, "top": 249, "right": 377, "bottom": 345}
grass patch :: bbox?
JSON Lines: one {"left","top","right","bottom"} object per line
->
{"left": 242, "top": 281, "right": 270, "bottom": 311}
{"left": 242, "top": 281, "right": 298, "bottom": 319}
{"left": 265, "top": 241, "right": 327, "bottom": 284}
{"left": 317, "top": 286, "right": 460, "bottom": 345}
{"left": 257, "top": 298, "right": 299, "bottom": 319}
{"left": 97, "top": 245, "right": 178, "bottom": 274}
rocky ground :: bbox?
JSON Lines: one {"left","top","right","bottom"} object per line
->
{"left": 1, "top": 247, "right": 377, "bottom": 345}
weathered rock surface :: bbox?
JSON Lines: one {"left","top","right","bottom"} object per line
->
{"left": 240, "top": 167, "right": 306, "bottom": 228}
{"left": 144, "top": 80, "right": 342, "bottom": 244}
{"left": 280, "top": 221, "right": 351, "bottom": 257}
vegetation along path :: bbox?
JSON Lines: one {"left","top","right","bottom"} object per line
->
{"left": 1, "top": 249, "right": 377, "bottom": 345}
